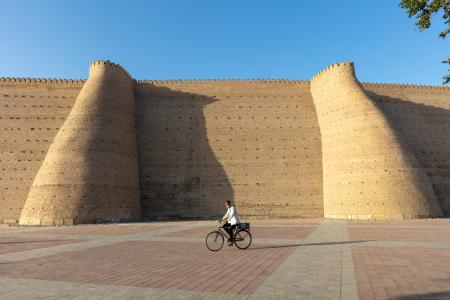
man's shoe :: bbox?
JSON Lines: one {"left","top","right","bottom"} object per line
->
{"left": 227, "top": 239, "right": 233, "bottom": 246}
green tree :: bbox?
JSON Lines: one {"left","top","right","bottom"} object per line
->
{"left": 400, "top": 0, "right": 450, "bottom": 84}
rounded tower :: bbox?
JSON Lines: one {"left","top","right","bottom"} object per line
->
{"left": 20, "top": 60, "right": 141, "bottom": 225}
{"left": 310, "top": 62, "right": 442, "bottom": 220}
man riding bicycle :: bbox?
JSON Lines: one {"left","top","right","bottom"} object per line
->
{"left": 220, "top": 200, "right": 240, "bottom": 246}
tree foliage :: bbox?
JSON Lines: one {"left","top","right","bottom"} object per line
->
{"left": 400, "top": 0, "right": 450, "bottom": 84}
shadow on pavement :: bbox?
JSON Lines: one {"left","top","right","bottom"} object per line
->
{"left": 392, "top": 291, "right": 450, "bottom": 299}
{"left": 249, "top": 240, "right": 373, "bottom": 250}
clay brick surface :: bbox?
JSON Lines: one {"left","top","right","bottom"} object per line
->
{"left": 19, "top": 61, "right": 141, "bottom": 225}
{"left": 249, "top": 218, "right": 323, "bottom": 225}
{"left": 0, "top": 82, "right": 80, "bottom": 223}
{"left": 1, "top": 61, "right": 450, "bottom": 224}
{"left": 352, "top": 246, "right": 450, "bottom": 299}
{"left": 0, "top": 237, "right": 80, "bottom": 254}
{"left": 26, "top": 223, "right": 173, "bottom": 236}
{"left": 348, "top": 219, "right": 450, "bottom": 226}
{"left": 168, "top": 225, "right": 316, "bottom": 240}
{"left": 364, "top": 83, "right": 450, "bottom": 216}
{"left": 0, "top": 240, "right": 295, "bottom": 294}
{"left": 311, "top": 62, "right": 443, "bottom": 220}
{"left": 349, "top": 226, "right": 450, "bottom": 243}
{"left": 135, "top": 80, "right": 324, "bottom": 219}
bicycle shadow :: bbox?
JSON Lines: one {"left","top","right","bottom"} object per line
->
{"left": 247, "top": 240, "right": 372, "bottom": 250}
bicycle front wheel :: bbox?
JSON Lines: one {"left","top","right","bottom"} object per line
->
{"left": 206, "top": 231, "right": 224, "bottom": 251}
{"left": 234, "top": 229, "right": 252, "bottom": 249}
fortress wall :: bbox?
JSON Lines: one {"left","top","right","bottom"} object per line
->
{"left": 362, "top": 83, "right": 450, "bottom": 215}
{"left": 0, "top": 79, "right": 81, "bottom": 223}
{"left": 19, "top": 61, "right": 141, "bottom": 225}
{"left": 311, "top": 63, "right": 442, "bottom": 220}
{"left": 1, "top": 61, "right": 448, "bottom": 224}
{"left": 135, "top": 80, "right": 324, "bottom": 219}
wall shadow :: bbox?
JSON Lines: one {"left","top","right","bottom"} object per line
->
{"left": 367, "top": 91, "right": 450, "bottom": 215}
{"left": 134, "top": 83, "right": 234, "bottom": 220}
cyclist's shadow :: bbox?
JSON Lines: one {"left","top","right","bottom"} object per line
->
{"left": 247, "top": 240, "right": 371, "bottom": 250}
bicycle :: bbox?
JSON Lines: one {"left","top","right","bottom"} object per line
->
{"left": 205, "top": 220, "right": 252, "bottom": 251}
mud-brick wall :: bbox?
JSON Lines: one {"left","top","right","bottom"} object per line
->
{"left": 311, "top": 63, "right": 442, "bottom": 220}
{"left": 0, "top": 79, "right": 81, "bottom": 223}
{"left": 19, "top": 61, "right": 141, "bottom": 225}
{"left": 363, "top": 83, "right": 450, "bottom": 215}
{"left": 135, "top": 80, "right": 324, "bottom": 219}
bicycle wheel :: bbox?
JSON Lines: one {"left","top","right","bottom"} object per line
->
{"left": 206, "top": 231, "right": 224, "bottom": 251}
{"left": 234, "top": 229, "right": 252, "bottom": 249}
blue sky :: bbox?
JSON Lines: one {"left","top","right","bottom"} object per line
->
{"left": 0, "top": 0, "right": 448, "bottom": 85}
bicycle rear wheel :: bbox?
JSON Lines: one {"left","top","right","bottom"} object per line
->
{"left": 206, "top": 231, "right": 224, "bottom": 251}
{"left": 234, "top": 229, "right": 252, "bottom": 249}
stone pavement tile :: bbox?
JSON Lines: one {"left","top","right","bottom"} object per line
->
{"left": 348, "top": 227, "right": 450, "bottom": 243}
{"left": 0, "top": 240, "right": 295, "bottom": 295}
{"left": 249, "top": 220, "right": 359, "bottom": 300}
{"left": 25, "top": 222, "right": 176, "bottom": 236}
{"left": 167, "top": 225, "right": 316, "bottom": 240}
{"left": 0, "top": 276, "right": 250, "bottom": 300}
{"left": 0, "top": 236, "right": 81, "bottom": 255}
{"left": 0, "top": 222, "right": 209, "bottom": 263}
{"left": 163, "top": 226, "right": 211, "bottom": 238}
{"left": 352, "top": 246, "right": 450, "bottom": 300}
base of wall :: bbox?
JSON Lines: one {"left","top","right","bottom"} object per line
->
{"left": 18, "top": 216, "right": 142, "bottom": 226}
{"left": 325, "top": 213, "right": 442, "bottom": 221}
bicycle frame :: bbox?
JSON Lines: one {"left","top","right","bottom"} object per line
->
{"left": 216, "top": 222, "right": 237, "bottom": 240}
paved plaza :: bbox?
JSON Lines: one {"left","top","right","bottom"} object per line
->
{"left": 0, "top": 219, "right": 449, "bottom": 299}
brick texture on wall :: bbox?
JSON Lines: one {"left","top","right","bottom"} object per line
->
{"left": 18, "top": 61, "right": 141, "bottom": 225}
{"left": 135, "top": 80, "right": 323, "bottom": 219}
{"left": 310, "top": 62, "right": 443, "bottom": 220}
{"left": 0, "top": 61, "right": 449, "bottom": 224}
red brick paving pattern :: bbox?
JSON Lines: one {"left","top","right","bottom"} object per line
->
{"left": 348, "top": 227, "right": 450, "bottom": 243}
{"left": 0, "top": 237, "right": 81, "bottom": 254}
{"left": 26, "top": 223, "right": 174, "bottom": 236}
{"left": 0, "top": 241, "right": 296, "bottom": 294}
{"left": 249, "top": 219, "right": 323, "bottom": 225}
{"left": 352, "top": 246, "right": 450, "bottom": 300}
{"left": 168, "top": 225, "right": 316, "bottom": 240}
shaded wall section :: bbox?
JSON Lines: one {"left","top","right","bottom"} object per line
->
{"left": 19, "top": 61, "right": 141, "bottom": 225}
{"left": 311, "top": 62, "right": 442, "bottom": 220}
{"left": 135, "top": 80, "right": 324, "bottom": 219}
{"left": 1, "top": 61, "right": 449, "bottom": 224}
{"left": 0, "top": 78, "right": 81, "bottom": 223}
{"left": 363, "top": 83, "right": 450, "bottom": 215}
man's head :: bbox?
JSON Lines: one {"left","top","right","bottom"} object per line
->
{"left": 224, "top": 200, "right": 232, "bottom": 208}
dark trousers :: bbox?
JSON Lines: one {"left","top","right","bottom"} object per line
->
{"left": 223, "top": 223, "right": 236, "bottom": 240}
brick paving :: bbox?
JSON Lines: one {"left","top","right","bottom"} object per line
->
{"left": 26, "top": 222, "right": 173, "bottom": 236}
{"left": 0, "top": 219, "right": 449, "bottom": 299}
{"left": 168, "top": 225, "right": 316, "bottom": 240}
{"left": 348, "top": 227, "right": 450, "bottom": 243}
{"left": 0, "top": 240, "right": 294, "bottom": 294}
{"left": 0, "top": 237, "right": 81, "bottom": 255}
{"left": 352, "top": 246, "right": 450, "bottom": 300}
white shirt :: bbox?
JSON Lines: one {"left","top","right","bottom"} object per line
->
{"left": 223, "top": 206, "right": 240, "bottom": 225}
